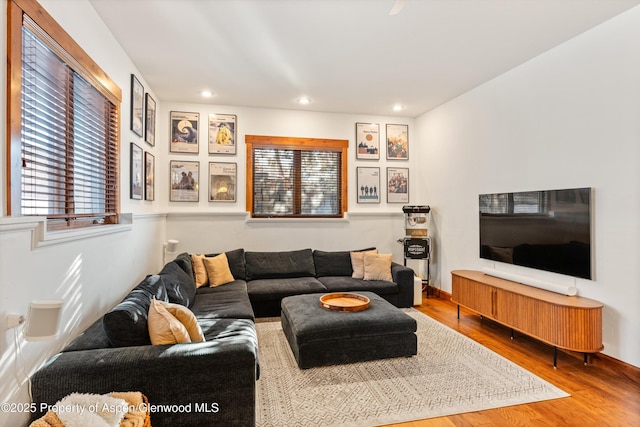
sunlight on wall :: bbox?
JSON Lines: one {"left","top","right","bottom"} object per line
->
{"left": 0, "top": 253, "right": 84, "bottom": 426}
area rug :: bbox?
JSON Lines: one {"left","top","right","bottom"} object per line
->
{"left": 255, "top": 308, "right": 568, "bottom": 427}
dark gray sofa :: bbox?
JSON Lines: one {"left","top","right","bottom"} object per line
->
{"left": 30, "top": 248, "right": 414, "bottom": 427}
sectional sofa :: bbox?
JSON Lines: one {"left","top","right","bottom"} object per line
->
{"left": 30, "top": 248, "right": 414, "bottom": 427}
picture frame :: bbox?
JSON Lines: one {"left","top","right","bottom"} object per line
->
{"left": 356, "top": 167, "right": 380, "bottom": 203}
{"left": 170, "top": 111, "right": 199, "bottom": 153}
{"left": 130, "top": 74, "right": 144, "bottom": 137}
{"left": 170, "top": 160, "right": 199, "bottom": 202}
{"left": 355, "top": 123, "right": 380, "bottom": 160}
{"left": 209, "top": 162, "right": 237, "bottom": 202}
{"left": 387, "top": 167, "right": 409, "bottom": 203}
{"left": 386, "top": 123, "right": 409, "bottom": 160}
{"left": 208, "top": 114, "right": 237, "bottom": 155}
{"left": 130, "top": 143, "right": 143, "bottom": 200}
{"left": 144, "top": 93, "right": 156, "bottom": 146}
{"left": 144, "top": 152, "right": 155, "bottom": 201}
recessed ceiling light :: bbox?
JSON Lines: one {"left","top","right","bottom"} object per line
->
{"left": 392, "top": 104, "right": 405, "bottom": 112}
{"left": 297, "top": 97, "right": 312, "bottom": 105}
{"left": 201, "top": 90, "right": 214, "bottom": 98}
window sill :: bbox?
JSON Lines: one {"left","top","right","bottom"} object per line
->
{"left": 0, "top": 213, "right": 133, "bottom": 249}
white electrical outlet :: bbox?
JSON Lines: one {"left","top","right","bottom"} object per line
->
{"left": 6, "top": 314, "right": 25, "bottom": 330}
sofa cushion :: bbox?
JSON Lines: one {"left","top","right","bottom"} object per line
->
{"left": 205, "top": 248, "right": 246, "bottom": 281}
{"left": 247, "top": 277, "right": 327, "bottom": 301}
{"left": 363, "top": 253, "right": 393, "bottom": 281}
{"left": 317, "top": 276, "right": 398, "bottom": 295}
{"left": 103, "top": 275, "right": 168, "bottom": 347}
{"left": 192, "top": 281, "right": 255, "bottom": 321}
{"left": 62, "top": 319, "right": 111, "bottom": 352}
{"left": 149, "top": 299, "right": 205, "bottom": 344}
{"left": 191, "top": 254, "right": 209, "bottom": 287}
{"left": 246, "top": 249, "right": 316, "bottom": 280}
{"left": 172, "top": 252, "right": 195, "bottom": 279}
{"left": 203, "top": 253, "right": 235, "bottom": 287}
{"left": 159, "top": 260, "right": 197, "bottom": 307}
{"left": 148, "top": 298, "right": 192, "bottom": 345}
{"left": 313, "top": 247, "right": 377, "bottom": 277}
{"left": 350, "top": 249, "right": 378, "bottom": 279}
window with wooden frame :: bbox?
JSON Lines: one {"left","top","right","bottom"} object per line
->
{"left": 6, "top": 0, "right": 122, "bottom": 230}
{"left": 246, "top": 135, "right": 348, "bottom": 218}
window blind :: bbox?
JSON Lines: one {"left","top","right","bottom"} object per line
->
{"left": 252, "top": 147, "right": 342, "bottom": 217}
{"left": 20, "top": 22, "right": 118, "bottom": 227}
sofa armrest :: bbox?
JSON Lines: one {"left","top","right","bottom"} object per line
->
{"left": 391, "top": 262, "right": 415, "bottom": 308}
{"left": 31, "top": 334, "right": 257, "bottom": 427}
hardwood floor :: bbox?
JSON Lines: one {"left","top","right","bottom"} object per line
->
{"left": 386, "top": 292, "right": 640, "bottom": 427}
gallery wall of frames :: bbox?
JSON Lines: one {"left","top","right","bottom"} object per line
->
{"left": 129, "top": 74, "right": 410, "bottom": 207}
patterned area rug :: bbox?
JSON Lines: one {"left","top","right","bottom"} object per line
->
{"left": 255, "top": 308, "right": 568, "bottom": 427}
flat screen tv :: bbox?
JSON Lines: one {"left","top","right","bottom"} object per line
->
{"left": 479, "top": 187, "right": 592, "bottom": 280}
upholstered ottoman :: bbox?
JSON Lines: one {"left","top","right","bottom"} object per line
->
{"left": 281, "top": 291, "right": 417, "bottom": 369}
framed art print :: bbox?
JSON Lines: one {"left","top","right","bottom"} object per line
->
{"left": 386, "top": 123, "right": 408, "bottom": 160}
{"left": 208, "top": 114, "right": 237, "bottom": 154}
{"left": 130, "top": 74, "right": 144, "bottom": 137}
{"left": 144, "top": 152, "right": 155, "bottom": 201}
{"left": 170, "top": 160, "right": 199, "bottom": 202}
{"left": 387, "top": 167, "right": 409, "bottom": 203}
{"left": 130, "top": 143, "right": 143, "bottom": 200}
{"left": 357, "top": 167, "right": 380, "bottom": 203}
{"left": 356, "top": 123, "right": 380, "bottom": 160}
{"left": 145, "top": 93, "right": 156, "bottom": 146}
{"left": 209, "top": 162, "right": 237, "bottom": 202}
{"left": 170, "top": 111, "right": 199, "bottom": 153}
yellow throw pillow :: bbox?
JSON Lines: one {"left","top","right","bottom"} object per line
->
{"left": 191, "top": 253, "right": 208, "bottom": 288}
{"left": 148, "top": 298, "right": 191, "bottom": 345}
{"left": 203, "top": 253, "right": 235, "bottom": 287}
{"left": 363, "top": 252, "right": 393, "bottom": 281}
{"left": 350, "top": 249, "right": 378, "bottom": 279}
{"left": 162, "top": 301, "right": 205, "bottom": 342}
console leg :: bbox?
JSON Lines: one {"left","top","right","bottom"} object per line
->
{"left": 584, "top": 353, "right": 588, "bottom": 365}
{"left": 457, "top": 304, "right": 460, "bottom": 320}
{"left": 510, "top": 328, "right": 514, "bottom": 340}
{"left": 553, "top": 346, "right": 558, "bottom": 369}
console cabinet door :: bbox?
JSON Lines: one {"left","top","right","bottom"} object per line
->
{"left": 452, "top": 276, "right": 496, "bottom": 318}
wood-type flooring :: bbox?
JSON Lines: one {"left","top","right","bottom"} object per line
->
{"left": 387, "top": 291, "right": 640, "bottom": 427}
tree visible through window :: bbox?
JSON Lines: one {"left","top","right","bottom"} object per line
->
{"left": 246, "top": 136, "right": 348, "bottom": 218}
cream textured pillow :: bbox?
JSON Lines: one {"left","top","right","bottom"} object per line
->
{"left": 363, "top": 252, "right": 393, "bottom": 281}
{"left": 191, "top": 253, "right": 209, "bottom": 288}
{"left": 203, "top": 253, "right": 235, "bottom": 287}
{"left": 148, "top": 298, "right": 191, "bottom": 345}
{"left": 350, "top": 249, "right": 378, "bottom": 279}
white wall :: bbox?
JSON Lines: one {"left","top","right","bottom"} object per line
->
{"left": 0, "top": 1, "right": 166, "bottom": 425}
{"left": 415, "top": 6, "right": 640, "bottom": 367}
{"left": 160, "top": 103, "right": 417, "bottom": 260}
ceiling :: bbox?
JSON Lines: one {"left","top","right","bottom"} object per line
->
{"left": 89, "top": 0, "right": 639, "bottom": 117}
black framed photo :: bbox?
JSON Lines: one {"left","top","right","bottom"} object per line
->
{"left": 386, "top": 123, "right": 408, "bottom": 160}
{"left": 357, "top": 167, "right": 380, "bottom": 203}
{"left": 145, "top": 93, "right": 156, "bottom": 146}
{"left": 387, "top": 167, "right": 409, "bottom": 203}
{"left": 356, "top": 123, "right": 380, "bottom": 160}
{"left": 130, "top": 143, "right": 143, "bottom": 200}
{"left": 208, "top": 114, "right": 237, "bottom": 154}
{"left": 144, "top": 151, "right": 155, "bottom": 201}
{"left": 170, "top": 111, "right": 199, "bottom": 153}
{"left": 209, "top": 162, "right": 237, "bottom": 202}
{"left": 170, "top": 160, "right": 199, "bottom": 202}
{"left": 130, "top": 74, "right": 144, "bottom": 137}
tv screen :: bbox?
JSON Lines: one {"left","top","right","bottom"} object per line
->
{"left": 479, "top": 187, "right": 592, "bottom": 279}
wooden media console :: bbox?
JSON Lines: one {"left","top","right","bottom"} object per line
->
{"left": 451, "top": 270, "right": 603, "bottom": 367}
